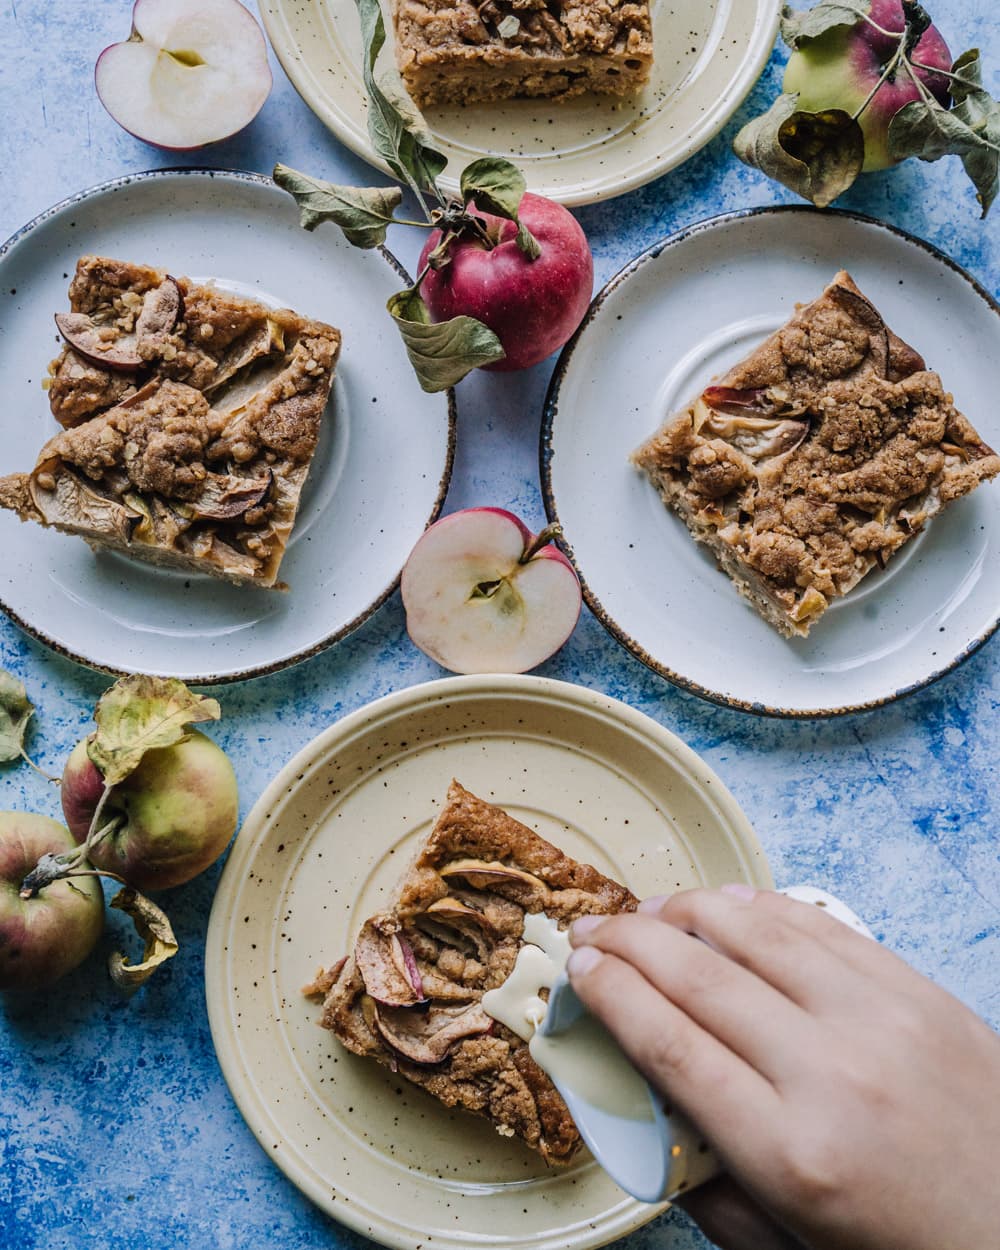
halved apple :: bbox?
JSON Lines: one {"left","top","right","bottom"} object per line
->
{"left": 95, "top": 0, "right": 272, "bottom": 151}
{"left": 401, "top": 508, "right": 582, "bottom": 675}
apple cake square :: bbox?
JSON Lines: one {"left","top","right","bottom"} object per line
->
{"left": 631, "top": 271, "right": 1000, "bottom": 637}
{"left": 0, "top": 256, "right": 340, "bottom": 589}
{"left": 392, "top": 0, "right": 654, "bottom": 108}
{"left": 305, "top": 779, "right": 636, "bottom": 1163}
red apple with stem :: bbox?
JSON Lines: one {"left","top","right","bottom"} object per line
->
{"left": 0, "top": 813, "right": 104, "bottom": 992}
{"left": 401, "top": 508, "right": 582, "bottom": 674}
{"left": 418, "top": 194, "right": 593, "bottom": 372}
{"left": 783, "top": 0, "right": 952, "bottom": 171}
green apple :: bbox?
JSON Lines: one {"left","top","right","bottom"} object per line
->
{"left": 783, "top": 0, "right": 952, "bottom": 171}
{"left": 62, "top": 730, "right": 238, "bottom": 892}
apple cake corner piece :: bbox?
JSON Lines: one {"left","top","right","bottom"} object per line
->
{"left": 309, "top": 778, "right": 637, "bottom": 1163}
{"left": 391, "top": 0, "right": 653, "bottom": 108}
{"left": 631, "top": 270, "right": 1000, "bottom": 637}
{"left": 1, "top": 256, "right": 341, "bottom": 589}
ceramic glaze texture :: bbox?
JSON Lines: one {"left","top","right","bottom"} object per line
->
{"left": 2, "top": 3, "right": 1000, "bottom": 1250}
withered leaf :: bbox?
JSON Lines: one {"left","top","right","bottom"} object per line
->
{"left": 89, "top": 675, "right": 221, "bottom": 788}
{"left": 108, "top": 888, "right": 179, "bottom": 991}
{"left": 733, "top": 93, "right": 865, "bottom": 207}
{"left": 780, "top": 0, "right": 871, "bottom": 48}
{"left": 889, "top": 50, "right": 1000, "bottom": 216}
{"left": 0, "top": 670, "right": 33, "bottom": 765}
{"left": 273, "top": 163, "right": 404, "bottom": 249}
{"left": 387, "top": 287, "right": 505, "bottom": 391}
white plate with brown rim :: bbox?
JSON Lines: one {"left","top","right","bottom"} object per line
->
{"left": 0, "top": 169, "right": 455, "bottom": 683}
{"left": 260, "top": 0, "right": 781, "bottom": 206}
{"left": 204, "top": 674, "right": 771, "bottom": 1249}
{"left": 541, "top": 207, "right": 1000, "bottom": 716}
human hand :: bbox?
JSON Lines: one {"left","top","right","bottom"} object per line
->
{"left": 567, "top": 886, "right": 1000, "bottom": 1250}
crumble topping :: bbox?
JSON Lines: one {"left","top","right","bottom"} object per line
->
{"left": 631, "top": 272, "right": 1000, "bottom": 635}
{"left": 0, "top": 255, "right": 341, "bottom": 589}
{"left": 393, "top": 0, "right": 652, "bottom": 107}
{"left": 311, "top": 780, "right": 636, "bottom": 1163}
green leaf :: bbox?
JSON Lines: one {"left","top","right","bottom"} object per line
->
{"left": 780, "top": 0, "right": 871, "bottom": 47}
{"left": 273, "top": 163, "right": 404, "bottom": 248}
{"left": 108, "top": 888, "right": 178, "bottom": 992}
{"left": 733, "top": 93, "right": 865, "bottom": 208}
{"left": 889, "top": 51, "right": 1000, "bottom": 215}
{"left": 388, "top": 287, "right": 505, "bottom": 391}
{"left": 460, "top": 158, "right": 541, "bottom": 259}
{"left": 460, "top": 157, "right": 527, "bottom": 219}
{"left": 355, "top": 0, "right": 447, "bottom": 212}
{"left": 0, "top": 670, "right": 33, "bottom": 765}
{"left": 88, "top": 675, "right": 221, "bottom": 788}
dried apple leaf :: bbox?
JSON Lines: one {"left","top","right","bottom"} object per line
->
{"left": 780, "top": 0, "right": 871, "bottom": 47}
{"left": 108, "top": 888, "right": 179, "bottom": 991}
{"left": 89, "top": 675, "right": 221, "bottom": 788}
{"left": 355, "top": 0, "right": 447, "bottom": 213}
{"left": 459, "top": 158, "right": 541, "bottom": 259}
{"left": 0, "top": 670, "right": 33, "bottom": 765}
{"left": 733, "top": 93, "right": 865, "bottom": 207}
{"left": 387, "top": 287, "right": 505, "bottom": 391}
{"left": 889, "top": 50, "right": 1000, "bottom": 216}
{"left": 273, "top": 163, "right": 404, "bottom": 249}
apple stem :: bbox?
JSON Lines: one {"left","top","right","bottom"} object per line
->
{"left": 858, "top": 14, "right": 903, "bottom": 39}
{"left": 852, "top": 42, "right": 906, "bottom": 121}
{"left": 520, "top": 523, "right": 564, "bottom": 563}
{"left": 84, "top": 785, "right": 115, "bottom": 855}
{"left": 19, "top": 747, "right": 59, "bottom": 784}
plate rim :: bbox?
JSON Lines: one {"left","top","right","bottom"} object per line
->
{"left": 259, "top": 0, "right": 782, "bottom": 207}
{"left": 539, "top": 203, "right": 1000, "bottom": 719}
{"left": 0, "top": 166, "right": 457, "bottom": 686}
{"left": 204, "top": 672, "right": 772, "bottom": 1249}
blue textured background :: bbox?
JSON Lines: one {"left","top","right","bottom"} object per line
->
{"left": 1, "top": 2, "right": 998, "bottom": 1248}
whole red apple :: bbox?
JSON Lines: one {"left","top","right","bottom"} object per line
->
{"left": 418, "top": 193, "right": 593, "bottom": 372}
{"left": 62, "top": 730, "right": 239, "bottom": 892}
{"left": 0, "top": 812, "right": 104, "bottom": 992}
{"left": 783, "top": 0, "right": 951, "bottom": 170}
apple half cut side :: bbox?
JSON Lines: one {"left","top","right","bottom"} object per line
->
{"left": 95, "top": 0, "right": 272, "bottom": 151}
{"left": 401, "top": 508, "right": 582, "bottom": 675}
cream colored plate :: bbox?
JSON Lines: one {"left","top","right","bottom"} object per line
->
{"left": 260, "top": 0, "right": 781, "bottom": 205}
{"left": 205, "top": 675, "right": 771, "bottom": 1249}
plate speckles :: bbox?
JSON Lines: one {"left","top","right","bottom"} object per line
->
{"left": 0, "top": 169, "right": 456, "bottom": 683}
{"left": 259, "top": 0, "right": 781, "bottom": 205}
{"left": 541, "top": 206, "right": 1000, "bottom": 716}
{"left": 205, "top": 674, "right": 770, "bottom": 1249}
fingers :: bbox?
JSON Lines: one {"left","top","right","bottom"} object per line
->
{"left": 565, "top": 945, "right": 782, "bottom": 1161}
{"left": 568, "top": 911, "right": 813, "bottom": 1084}
{"left": 645, "top": 888, "right": 929, "bottom": 1014}
{"left": 678, "top": 1175, "right": 808, "bottom": 1250}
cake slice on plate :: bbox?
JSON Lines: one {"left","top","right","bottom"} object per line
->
{"left": 0, "top": 256, "right": 340, "bottom": 589}
{"left": 392, "top": 0, "right": 654, "bottom": 108}
{"left": 631, "top": 271, "right": 1000, "bottom": 637}
{"left": 306, "top": 779, "right": 636, "bottom": 1164}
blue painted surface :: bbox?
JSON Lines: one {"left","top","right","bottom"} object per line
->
{"left": 1, "top": 2, "right": 999, "bottom": 1247}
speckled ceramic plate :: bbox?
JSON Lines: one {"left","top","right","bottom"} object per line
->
{"left": 0, "top": 169, "right": 455, "bottom": 683}
{"left": 260, "top": 0, "right": 781, "bottom": 206}
{"left": 541, "top": 207, "right": 1000, "bottom": 716}
{"left": 205, "top": 674, "right": 771, "bottom": 1249}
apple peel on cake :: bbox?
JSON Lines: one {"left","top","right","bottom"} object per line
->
{"left": 0, "top": 256, "right": 341, "bottom": 589}
{"left": 305, "top": 779, "right": 636, "bottom": 1163}
{"left": 631, "top": 271, "right": 1000, "bottom": 637}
